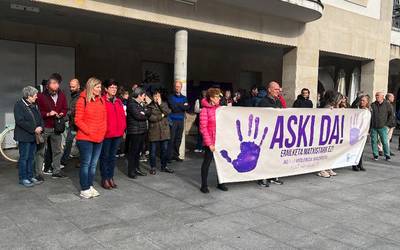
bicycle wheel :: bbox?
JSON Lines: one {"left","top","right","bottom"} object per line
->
{"left": 0, "top": 127, "right": 19, "bottom": 162}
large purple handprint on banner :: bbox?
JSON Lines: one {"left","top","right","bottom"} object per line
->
{"left": 349, "top": 113, "right": 365, "bottom": 145}
{"left": 220, "top": 114, "right": 268, "bottom": 173}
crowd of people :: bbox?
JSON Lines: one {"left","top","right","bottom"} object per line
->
{"left": 13, "top": 73, "right": 399, "bottom": 198}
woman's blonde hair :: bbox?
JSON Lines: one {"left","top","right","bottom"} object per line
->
{"left": 86, "top": 77, "right": 102, "bottom": 102}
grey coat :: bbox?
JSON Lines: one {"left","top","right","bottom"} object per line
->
{"left": 148, "top": 101, "right": 171, "bottom": 142}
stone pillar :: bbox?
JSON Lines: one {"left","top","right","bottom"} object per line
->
{"left": 174, "top": 30, "right": 188, "bottom": 159}
{"left": 282, "top": 47, "right": 319, "bottom": 107}
{"left": 361, "top": 59, "right": 389, "bottom": 97}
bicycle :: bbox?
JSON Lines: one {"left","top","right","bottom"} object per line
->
{"left": 0, "top": 125, "right": 19, "bottom": 162}
{"left": 0, "top": 124, "right": 69, "bottom": 163}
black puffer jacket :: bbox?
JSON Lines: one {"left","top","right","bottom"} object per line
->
{"left": 126, "top": 98, "right": 151, "bottom": 135}
{"left": 371, "top": 100, "right": 394, "bottom": 129}
{"left": 293, "top": 95, "right": 313, "bottom": 108}
{"left": 257, "top": 95, "right": 282, "bottom": 108}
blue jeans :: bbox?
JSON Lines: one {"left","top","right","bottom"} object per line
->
{"left": 99, "top": 137, "right": 121, "bottom": 180}
{"left": 150, "top": 140, "right": 169, "bottom": 170}
{"left": 77, "top": 140, "right": 103, "bottom": 191}
{"left": 18, "top": 142, "right": 36, "bottom": 182}
{"left": 61, "top": 127, "right": 76, "bottom": 164}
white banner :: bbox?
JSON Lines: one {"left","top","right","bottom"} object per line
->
{"left": 214, "top": 107, "right": 371, "bottom": 183}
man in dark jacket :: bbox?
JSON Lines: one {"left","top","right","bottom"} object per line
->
{"left": 167, "top": 80, "right": 190, "bottom": 162}
{"left": 61, "top": 79, "right": 81, "bottom": 166}
{"left": 126, "top": 87, "right": 151, "bottom": 178}
{"left": 370, "top": 92, "right": 394, "bottom": 161}
{"left": 257, "top": 81, "right": 284, "bottom": 186}
{"left": 377, "top": 93, "right": 396, "bottom": 156}
{"left": 36, "top": 75, "right": 68, "bottom": 179}
{"left": 293, "top": 88, "right": 313, "bottom": 108}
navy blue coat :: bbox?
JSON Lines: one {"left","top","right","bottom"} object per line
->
{"left": 14, "top": 99, "right": 44, "bottom": 142}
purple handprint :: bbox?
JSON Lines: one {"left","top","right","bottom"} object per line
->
{"left": 220, "top": 114, "right": 268, "bottom": 173}
{"left": 350, "top": 113, "right": 365, "bottom": 145}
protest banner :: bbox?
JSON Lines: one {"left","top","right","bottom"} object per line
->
{"left": 214, "top": 107, "right": 371, "bottom": 183}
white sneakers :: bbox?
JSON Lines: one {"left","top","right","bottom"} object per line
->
{"left": 90, "top": 186, "right": 100, "bottom": 197}
{"left": 318, "top": 169, "right": 337, "bottom": 178}
{"left": 80, "top": 186, "right": 100, "bottom": 199}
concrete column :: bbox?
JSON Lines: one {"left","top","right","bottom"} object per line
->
{"left": 174, "top": 30, "right": 188, "bottom": 159}
{"left": 361, "top": 59, "right": 388, "bottom": 97}
{"left": 282, "top": 47, "right": 319, "bottom": 107}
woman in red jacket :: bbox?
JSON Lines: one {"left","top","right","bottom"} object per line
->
{"left": 199, "top": 88, "right": 228, "bottom": 193}
{"left": 99, "top": 79, "right": 126, "bottom": 189}
{"left": 75, "top": 77, "right": 107, "bottom": 199}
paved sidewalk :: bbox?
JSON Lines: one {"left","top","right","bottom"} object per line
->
{"left": 1, "top": 141, "right": 400, "bottom": 249}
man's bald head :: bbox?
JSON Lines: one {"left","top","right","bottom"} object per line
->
{"left": 69, "top": 78, "right": 80, "bottom": 93}
{"left": 266, "top": 81, "right": 281, "bottom": 99}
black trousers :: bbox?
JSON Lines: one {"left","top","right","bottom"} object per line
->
{"left": 168, "top": 120, "right": 184, "bottom": 160}
{"left": 127, "top": 133, "right": 145, "bottom": 176}
{"left": 357, "top": 153, "right": 363, "bottom": 168}
{"left": 201, "top": 147, "right": 217, "bottom": 188}
{"left": 44, "top": 137, "right": 53, "bottom": 170}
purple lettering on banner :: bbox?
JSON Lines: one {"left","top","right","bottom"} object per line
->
{"left": 319, "top": 115, "right": 331, "bottom": 146}
{"left": 340, "top": 115, "right": 344, "bottom": 144}
{"left": 328, "top": 115, "right": 340, "bottom": 145}
{"left": 285, "top": 115, "right": 298, "bottom": 148}
{"left": 270, "top": 116, "right": 284, "bottom": 149}
{"left": 309, "top": 116, "right": 315, "bottom": 146}
{"left": 296, "top": 115, "right": 310, "bottom": 147}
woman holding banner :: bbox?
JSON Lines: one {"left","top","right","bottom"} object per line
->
{"left": 352, "top": 95, "right": 370, "bottom": 171}
{"left": 318, "top": 90, "right": 344, "bottom": 178}
{"left": 199, "top": 88, "right": 228, "bottom": 193}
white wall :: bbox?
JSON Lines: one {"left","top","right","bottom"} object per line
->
{"left": 323, "top": 0, "right": 381, "bottom": 19}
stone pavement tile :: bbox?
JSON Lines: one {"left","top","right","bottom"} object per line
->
{"left": 250, "top": 220, "right": 310, "bottom": 243}
{"left": 124, "top": 213, "right": 188, "bottom": 234}
{"left": 276, "top": 198, "right": 324, "bottom": 213}
{"left": 341, "top": 217, "right": 396, "bottom": 237}
{"left": 172, "top": 240, "right": 236, "bottom": 250}
{"left": 108, "top": 202, "right": 159, "bottom": 221}
{"left": 0, "top": 227, "right": 27, "bottom": 249}
{"left": 0, "top": 215, "right": 18, "bottom": 230}
{"left": 252, "top": 203, "right": 303, "bottom": 220}
{"left": 87, "top": 224, "right": 142, "bottom": 244}
{"left": 144, "top": 225, "right": 210, "bottom": 248}
{"left": 278, "top": 211, "right": 338, "bottom": 233}
{"left": 47, "top": 193, "right": 81, "bottom": 203}
{"left": 303, "top": 193, "right": 348, "bottom": 208}
{"left": 8, "top": 207, "right": 61, "bottom": 225}
{"left": 188, "top": 215, "right": 246, "bottom": 238}
{"left": 18, "top": 218, "right": 79, "bottom": 238}
{"left": 46, "top": 229, "right": 102, "bottom": 249}
{"left": 382, "top": 228, "right": 400, "bottom": 244}
{"left": 216, "top": 228, "right": 296, "bottom": 250}
{"left": 361, "top": 238, "right": 400, "bottom": 250}
{"left": 322, "top": 186, "right": 379, "bottom": 202}
{"left": 317, "top": 224, "right": 382, "bottom": 248}
{"left": 216, "top": 210, "right": 276, "bottom": 229}
{"left": 157, "top": 206, "right": 213, "bottom": 225}
{"left": 285, "top": 233, "right": 355, "bottom": 250}
{"left": 199, "top": 200, "right": 247, "bottom": 216}
{"left": 183, "top": 194, "right": 218, "bottom": 206}
{"left": 100, "top": 232, "right": 164, "bottom": 250}
{"left": 66, "top": 210, "right": 125, "bottom": 231}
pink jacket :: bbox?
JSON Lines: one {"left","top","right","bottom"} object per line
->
{"left": 199, "top": 98, "right": 219, "bottom": 147}
{"left": 103, "top": 95, "right": 126, "bottom": 139}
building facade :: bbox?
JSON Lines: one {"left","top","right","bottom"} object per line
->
{"left": 0, "top": 0, "right": 397, "bottom": 128}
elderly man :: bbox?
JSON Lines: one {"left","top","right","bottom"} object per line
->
{"left": 61, "top": 79, "right": 81, "bottom": 167}
{"left": 371, "top": 92, "right": 394, "bottom": 161}
{"left": 167, "top": 80, "right": 190, "bottom": 162}
{"left": 257, "top": 81, "right": 284, "bottom": 186}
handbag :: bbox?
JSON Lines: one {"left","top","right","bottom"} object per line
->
{"left": 54, "top": 117, "right": 66, "bottom": 134}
